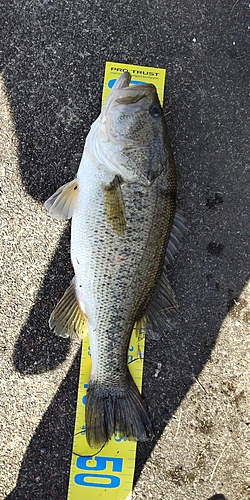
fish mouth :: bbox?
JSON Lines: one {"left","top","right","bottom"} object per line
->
{"left": 102, "top": 72, "right": 158, "bottom": 116}
{"left": 114, "top": 88, "right": 156, "bottom": 111}
{"left": 112, "top": 71, "right": 131, "bottom": 90}
{"left": 113, "top": 71, "right": 155, "bottom": 90}
{"left": 115, "top": 93, "right": 148, "bottom": 105}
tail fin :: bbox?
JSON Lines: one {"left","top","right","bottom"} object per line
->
{"left": 85, "top": 371, "right": 153, "bottom": 448}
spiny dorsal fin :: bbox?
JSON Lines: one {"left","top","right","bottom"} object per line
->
{"left": 49, "top": 278, "right": 87, "bottom": 339}
{"left": 164, "top": 210, "right": 187, "bottom": 267}
{"left": 145, "top": 210, "right": 186, "bottom": 339}
{"left": 145, "top": 272, "right": 178, "bottom": 340}
{"left": 44, "top": 179, "right": 78, "bottom": 220}
{"left": 103, "top": 175, "right": 126, "bottom": 236}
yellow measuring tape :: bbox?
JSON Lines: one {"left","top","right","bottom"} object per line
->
{"left": 67, "top": 62, "right": 166, "bottom": 500}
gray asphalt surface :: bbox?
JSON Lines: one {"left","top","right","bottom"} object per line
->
{"left": 0, "top": 1, "right": 250, "bottom": 499}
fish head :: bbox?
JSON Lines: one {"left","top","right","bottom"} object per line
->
{"left": 98, "top": 72, "right": 168, "bottom": 186}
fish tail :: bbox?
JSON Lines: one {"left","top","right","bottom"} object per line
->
{"left": 85, "top": 371, "right": 153, "bottom": 448}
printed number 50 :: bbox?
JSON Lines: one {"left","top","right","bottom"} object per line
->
{"left": 74, "top": 456, "right": 123, "bottom": 489}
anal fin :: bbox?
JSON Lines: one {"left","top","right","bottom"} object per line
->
{"left": 49, "top": 278, "right": 87, "bottom": 339}
{"left": 44, "top": 179, "right": 78, "bottom": 220}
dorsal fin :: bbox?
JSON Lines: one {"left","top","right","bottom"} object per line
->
{"left": 145, "top": 210, "right": 187, "bottom": 339}
{"left": 145, "top": 272, "right": 178, "bottom": 340}
{"left": 164, "top": 210, "right": 187, "bottom": 267}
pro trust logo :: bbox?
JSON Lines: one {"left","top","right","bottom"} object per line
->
{"left": 110, "top": 67, "right": 159, "bottom": 76}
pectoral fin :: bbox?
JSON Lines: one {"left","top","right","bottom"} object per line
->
{"left": 44, "top": 179, "right": 78, "bottom": 220}
{"left": 49, "top": 278, "right": 87, "bottom": 339}
{"left": 103, "top": 176, "right": 126, "bottom": 236}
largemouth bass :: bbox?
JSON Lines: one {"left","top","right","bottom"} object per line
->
{"left": 44, "top": 72, "right": 185, "bottom": 448}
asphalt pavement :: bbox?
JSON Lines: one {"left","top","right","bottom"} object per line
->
{"left": 0, "top": 0, "right": 250, "bottom": 499}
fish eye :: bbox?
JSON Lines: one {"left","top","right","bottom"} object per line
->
{"left": 149, "top": 104, "right": 162, "bottom": 117}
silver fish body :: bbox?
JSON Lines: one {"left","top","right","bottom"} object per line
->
{"left": 44, "top": 72, "right": 185, "bottom": 447}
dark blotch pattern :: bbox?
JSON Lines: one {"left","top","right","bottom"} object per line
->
{"left": 207, "top": 242, "right": 224, "bottom": 256}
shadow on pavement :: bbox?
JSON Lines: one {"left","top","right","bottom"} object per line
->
{"left": 208, "top": 495, "right": 228, "bottom": 500}
{"left": 1, "top": 0, "right": 250, "bottom": 498}
{"left": 5, "top": 351, "right": 81, "bottom": 500}
{"left": 13, "top": 228, "right": 72, "bottom": 375}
